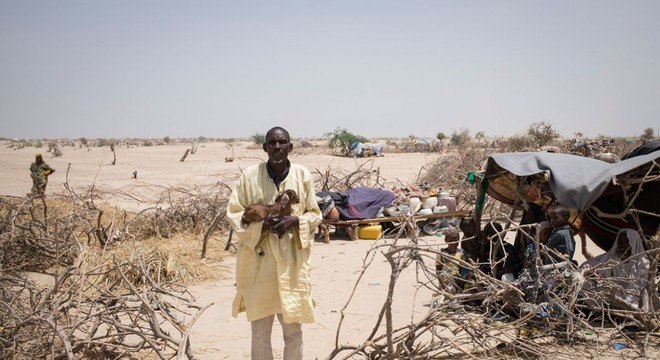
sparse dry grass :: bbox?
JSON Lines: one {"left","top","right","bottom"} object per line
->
{"left": 0, "top": 182, "right": 233, "bottom": 359}
{"left": 95, "top": 232, "right": 232, "bottom": 284}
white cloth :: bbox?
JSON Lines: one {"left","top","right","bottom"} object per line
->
{"left": 582, "top": 229, "right": 650, "bottom": 311}
{"left": 354, "top": 142, "right": 365, "bottom": 158}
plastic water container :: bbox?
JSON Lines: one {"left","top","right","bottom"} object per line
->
{"left": 358, "top": 224, "right": 382, "bottom": 240}
{"left": 408, "top": 197, "right": 421, "bottom": 213}
{"left": 433, "top": 205, "right": 448, "bottom": 214}
{"left": 421, "top": 196, "right": 438, "bottom": 209}
{"left": 418, "top": 208, "right": 433, "bottom": 215}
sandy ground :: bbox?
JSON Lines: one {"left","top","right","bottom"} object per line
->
{"left": 0, "top": 141, "right": 608, "bottom": 359}
{"left": 189, "top": 238, "right": 437, "bottom": 359}
{"left": 0, "top": 141, "right": 435, "bottom": 199}
{"left": 187, "top": 234, "right": 603, "bottom": 359}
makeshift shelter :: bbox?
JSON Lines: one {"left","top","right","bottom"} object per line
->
{"left": 475, "top": 149, "right": 659, "bottom": 250}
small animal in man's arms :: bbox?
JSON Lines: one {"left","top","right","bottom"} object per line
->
{"left": 241, "top": 189, "right": 299, "bottom": 226}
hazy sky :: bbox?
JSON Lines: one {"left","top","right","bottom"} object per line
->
{"left": 1, "top": 1, "right": 659, "bottom": 139}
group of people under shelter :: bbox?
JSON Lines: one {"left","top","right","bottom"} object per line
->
{"left": 436, "top": 203, "right": 651, "bottom": 311}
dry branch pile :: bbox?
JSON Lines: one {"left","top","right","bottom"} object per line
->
{"left": 328, "top": 216, "right": 660, "bottom": 359}
{"left": 0, "top": 178, "right": 232, "bottom": 358}
{"left": 116, "top": 183, "right": 232, "bottom": 241}
{"left": 1, "top": 251, "right": 209, "bottom": 359}
{"left": 420, "top": 144, "right": 509, "bottom": 218}
{"left": 1, "top": 196, "right": 81, "bottom": 271}
{"left": 315, "top": 160, "right": 387, "bottom": 192}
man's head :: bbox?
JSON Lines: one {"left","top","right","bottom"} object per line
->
{"left": 484, "top": 221, "right": 503, "bottom": 241}
{"left": 459, "top": 218, "right": 477, "bottom": 238}
{"left": 549, "top": 205, "right": 570, "bottom": 229}
{"left": 263, "top": 127, "right": 293, "bottom": 166}
{"left": 35, "top": 153, "right": 43, "bottom": 165}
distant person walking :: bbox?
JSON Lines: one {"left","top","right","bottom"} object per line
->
{"left": 30, "top": 153, "right": 55, "bottom": 195}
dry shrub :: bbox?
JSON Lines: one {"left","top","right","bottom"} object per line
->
{"left": 96, "top": 233, "right": 230, "bottom": 284}
{"left": 505, "top": 134, "right": 535, "bottom": 152}
{"left": 611, "top": 137, "right": 643, "bottom": 158}
{"left": 0, "top": 195, "right": 81, "bottom": 270}
{"left": 328, "top": 216, "right": 660, "bottom": 359}
{"left": 121, "top": 183, "right": 232, "bottom": 241}
{"left": 449, "top": 129, "right": 471, "bottom": 146}
{"left": 0, "top": 182, "right": 232, "bottom": 359}
{"left": 527, "top": 121, "right": 560, "bottom": 147}
{"left": 1, "top": 250, "right": 208, "bottom": 360}
{"left": 390, "top": 138, "right": 442, "bottom": 153}
{"left": 314, "top": 160, "right": 387, "bottom": 192}
{"left": 419, "top": 144, "right": 509, "bottom": 217}
{"left": 1, "top": 180, "right": 232, "bottom": 279}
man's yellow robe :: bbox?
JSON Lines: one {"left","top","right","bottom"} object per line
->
{"left": 227, "top": 162, "right": 322, "bottom": 323}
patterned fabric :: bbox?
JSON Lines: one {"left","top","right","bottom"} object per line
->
{"left": 227, "top": 162, "right": 322, "bottom": 323}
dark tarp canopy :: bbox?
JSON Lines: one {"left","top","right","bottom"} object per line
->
{"left": 480, "top": 150, "right": 659, "bottom": 250}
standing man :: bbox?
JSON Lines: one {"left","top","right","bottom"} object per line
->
{"left": 30, "top": 153, "right": 55, "bottom": 195}
{"left": 227, "top": 127, "right": 322, "bottom": 359}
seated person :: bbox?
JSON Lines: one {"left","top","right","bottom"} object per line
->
{"left": 460, "top": 219, "right": 510, "bottom": 278}
{"left": 477, "top": 221, "right": 503, "bottom": 274}
{"left": 458, "top": 217, "right": 479, "bottom": 262}
{"left": 544, "top": 205, "right": 576, "bottom": 264}
{"left": 581, "top": 229, "right": 650, "bottom": 311}
{"left": 484, "top": 222, "right": 516, "bottom": 279}
{"left": 512, "top": 203, "right": 545, "bottom": 276}
{"left": 435, "top": 227, "right": 468, "bottom": 293}
{"left": 523, "top": 221, "right": 552, "bottom": 269}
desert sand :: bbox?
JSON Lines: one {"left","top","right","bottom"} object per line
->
{"left": 0, "top": 141, "right": 606, "bottom": 359}
{"left": 0, "top": 141, "right": 435, "bottom": 199}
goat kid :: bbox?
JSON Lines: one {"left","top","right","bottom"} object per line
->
{"left": 241, "top": 189, "right": 299, "bottom": 256}
{"left": 241, "top": 189, "right": 299, "bottom": 226}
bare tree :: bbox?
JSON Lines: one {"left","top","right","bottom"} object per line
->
{"left": 527, "top": 121, "right": 560, "bottom": 147}
{"left": 110, "top": 143, "right": 117, "bottom": 165}
{"left": 641, "top": 127, "right": 655, "bottom": 141}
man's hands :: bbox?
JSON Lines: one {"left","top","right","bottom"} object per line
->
{"left": 262, "top": 215, "right": 299, "bottom": 236}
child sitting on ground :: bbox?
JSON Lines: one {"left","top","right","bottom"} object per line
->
{"left": 436, "top": 227, "right": 468, "bottom": 293}
{"left": 544, "top": 205, "right": 576, "bottom": 264}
